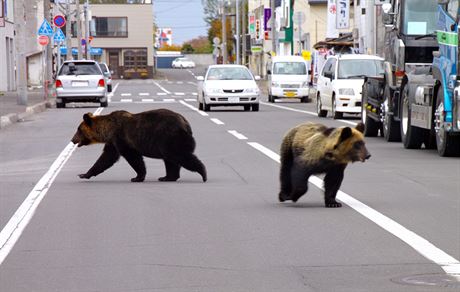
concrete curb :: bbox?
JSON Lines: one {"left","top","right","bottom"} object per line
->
{"left": 0, "top": 99, "right": 56, "bottom": 130}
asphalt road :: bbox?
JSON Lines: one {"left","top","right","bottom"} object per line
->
{"left": 0, "top": 67, "right": 459, "bottom": 291}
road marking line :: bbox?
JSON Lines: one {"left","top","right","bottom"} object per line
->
{"left": 121, "top": 93, "right": 132, "bottom": 97}
{"left": 228, "top": 130, "right": 248, "bottom": 140}
{"left": 139, "top": 93, "right": 150, "bottom": 96}
{"left": 120, "top": 98, "right": 132, "bottom": 103}
{"left": 185, "top": 98, "right": 196, "bottom": 102}
{"left": 261, "top": 101, "right": 357, "bottom": 126}
{"left": 163, "top": 98, "right": 175, "bottom": 102}
{"left": 174, "top": 92, "right": 185, "bottom": 96}
{"left": 192, "top": 93, "right": 198, "bottom": 96}
{"left": 188, "top": 81, "right": 197, "bottom": 85}
{"left": 0, "top": 107, "right": 104, "bottom": 266}
{"left": 142, "top": 98, "right": 154, "bottom": 102}
{"left": 211, "top": 118, "right": 224, "bottom": 125}
{"left": 153, "top": 81, "right": 171, "bottom": 94}
{"left": 247, "top": 141, "right": 460, "bottom": 276}
{"left": 179, "top": 100, "right": 209, "bottom": 116}
{"left": 177, "top": 81, "right": 183, "bottom": 84}
{"left": 107, "top": 83, "right": 119, "bottom": 102}
{"left": 157, "top": 92, "right": 167, "bottom": 96}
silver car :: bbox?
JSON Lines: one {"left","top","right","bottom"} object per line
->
{"left": 98, "top": 62, "right": 113, "bottom": 92}
{"left": 55, "top": 60, "right": 108, "bottom": 108}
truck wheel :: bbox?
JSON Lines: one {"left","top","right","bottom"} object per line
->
{"left": 331, "top": 96, "right": 343, "bottom": 119}
{"left": 361, "top": 83, "right": 379, "bottom": 137}
{"left": 400, "top": 85, "right": 423, "bottom": 149}
{"left": 56, "top": 101, "right": 65, "bottom": 108}
{"left": 268, "top": 94, "right": 274, "bottom": 103}
{"left": 382, "top": 85, "right": 401, "bottom": 142}
{"left": 316, "top": 94, "right": 327, "bottom": 117}
{"left": 435, "top": 87, "right": 460, "bottom": 156}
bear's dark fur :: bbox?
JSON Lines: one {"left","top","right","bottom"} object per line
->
{"left": 278, "top": 122, "right": 370, "bottom": 207}
{"left": 71, "top": 109, "right": 207, "bottom": 182}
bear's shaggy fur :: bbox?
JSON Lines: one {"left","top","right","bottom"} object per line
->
{"left": 71, "top": 109, "right": 207, "bottom": 182}
{"left": 278, "top": 122, "right": 370, "bottom": 207}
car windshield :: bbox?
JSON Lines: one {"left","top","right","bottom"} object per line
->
{"left": 177, "top": 58, "right": 189, "bottom": 62}
{"left": 337, "top": 59, "right": 384, "bottom": 79}
{"left": 207, "top": 67, "right": 253, "bottom": 80}
{"left": 402, "top": 0, "right": 437, "bottom": 35}
{"left": 99, "top": 64, "right": 109, "bottom": 74}
{"left": 273, "top": 62, "right": 306, "bottom": 75}
{"left": 59, "top": 63, "right": 101, "bottom": 76}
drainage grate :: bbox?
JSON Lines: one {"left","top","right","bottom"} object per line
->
{"left": 392, "top": 274, "right": 460, "bottom": 288}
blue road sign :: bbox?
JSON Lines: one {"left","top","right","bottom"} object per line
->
{"left": 53, "top": 28, "right": 65, "bottom": 43}
{"left": 38, "top": 19, "right": 53, "bottom": 36}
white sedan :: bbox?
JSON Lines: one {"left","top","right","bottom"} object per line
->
{"left": 172, "top": 57, "right": 195, "bottom": 68}
{"left": 196, "top": 65, "right": 260, "bottom": 111}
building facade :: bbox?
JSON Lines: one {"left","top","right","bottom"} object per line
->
{"left": 0, "top": 0, "right": 15, "bottom": 91}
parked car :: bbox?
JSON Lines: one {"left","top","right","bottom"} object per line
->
{"left": 172, "top": 57, "right": 195, "bottom": 68}
{"left": 267, "top": 55, "right": 310, "bottom": 103}
{"left": 316, "top": 54, "right": 384, "bottom": 119}
{"left": 55, "top": 60, "right": 108, "bottom": 108}
{"left": 98, "top": 62, "right": 112, "bottom": 92}
{"left": 196, "top": 65, "right": 260, "bottom": 111}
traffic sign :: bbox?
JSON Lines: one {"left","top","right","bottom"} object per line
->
{"left": 53, "top": 15, "right": 66, "bottom": 28}
{"left": 53, "top": 28, "right": 66, "bottom": 43}
{"left": 38, "top": 35, "right": 49, "bottom": 46}
{"left": 38, "top": 19, "right": 53, "bottom": 36}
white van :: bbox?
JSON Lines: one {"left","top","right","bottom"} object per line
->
{"left": 267, "top": 55, "right": 310, "bottom": 103}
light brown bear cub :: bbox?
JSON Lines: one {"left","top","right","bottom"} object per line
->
{"left": 71, "top": 109, "right": 207, "bottom": 183}
{"left": 279, "top": 122, "right": 370, "bottom": 207}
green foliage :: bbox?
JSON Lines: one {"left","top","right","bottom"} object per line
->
{"left": 181, "top": 43, "right": 195, "bottom": 54}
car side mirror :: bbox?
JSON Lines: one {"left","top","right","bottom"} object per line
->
{"left": 254, "top": 75, "right": 261, "bottom": 81}
{"left": 267, "top": 69, "right": 271, "bottom": 75}
{"left": 196, "top": 76, "right": 204, "bottom": 81}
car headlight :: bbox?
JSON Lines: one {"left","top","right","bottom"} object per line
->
{"left": 338, "top": 88, "right": 355, "bottom": 95}
{"left": 244, "top": 87, "right": 259, "bottom": 94}
{"left": 206, "top": 88, "right": 221, "bottom": 94}
{"left": 271, "top": 82, "right": 280, "bottom": 87}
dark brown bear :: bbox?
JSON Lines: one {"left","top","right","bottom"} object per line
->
{"left": 278, "top": 122, "right": 370, "bottom": 208}
{"left": 71, "top": 109, "right": 207, "bottom": 182}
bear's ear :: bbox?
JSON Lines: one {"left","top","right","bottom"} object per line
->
{"left": 355, "top": 122, "right": 365, "bottom": 133}
{"left": 339, "top": 127, "right": 353, "bottom": 143}
{"left": 83, "top": 113, "right": 93, "bottom": 126}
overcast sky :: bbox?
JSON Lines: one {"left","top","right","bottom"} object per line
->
{"left": 153, "top": 0, "right": 208, "bottom": 45}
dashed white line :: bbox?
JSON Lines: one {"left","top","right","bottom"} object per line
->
{"left": 185, "top": 98, "right": 196, "bottom": 102}
{"left": 120, "top": 98, "right": 133, "bottom": 103}
{"left": 179, "top": 100, "right": 208, "bottom": 116}
{"left": 141, "top": 98, "right": 154, "bottom": 102}
{"left": 163, "top": 98, "right": 175, "bottom": 102}
{"left": 210, "top": 118, "right": 225, "bottom": 125}
{"left": 121, "top": 93, "right": 132, "bottom": 97}
{"left": 157, "top": 92, "right": 167, "bottom": 96}
{"left": 139, "top": 93, "right": 150, "bottom": 96}
{"left": 228, "top": 130, "right": 248, "bottom": 140}
{"left": 174, "top": 92, "right": 185, "bottom": 96}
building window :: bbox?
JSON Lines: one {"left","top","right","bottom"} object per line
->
{"left": 92, "top": 17, "right": 128, "bottom": 37}
{"left": 124, "top": 49, "right": 147, "bottom": 70}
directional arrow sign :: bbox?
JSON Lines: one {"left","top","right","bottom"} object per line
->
{"left": 53, "top": 27, "right": 66, "bottom": 43}
{"left": 38, "top": 19, "right": 53, "bottom": 36}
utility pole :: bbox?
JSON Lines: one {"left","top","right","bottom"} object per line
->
{"left": 44, "top": 0, "right": 53, "bottom": 99}
{"left": 14, "top": 0, "right": 27, "bottom": 105}
{"left": 241, "top": 0, "right": 246, "bottom": 66}
{"left": 222, "top": 0, "right": 227, "bottom": 64}
{"left": 65, "top": 0, "right": 71, "bottom": 60}
{"left": 84, "top": 0, "right": 90, "bottom": 59}
{"left": 76, "top": 0, "right": 83, "bottom": 59}
{"left": 235, "top": 0, "right": 240, "bottom": 65}
{"left": 270, "top": 0, "right": 276, "bottom": 55}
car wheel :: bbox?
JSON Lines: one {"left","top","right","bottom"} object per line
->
{"left": 300, "top": 96, "right": 309, "bottom": 103}
{"left": 382, "top": 84, "right": 401, "bottom": 142}
{"left": 56, "top": 101, "right": 65, "bottom": 108}
{"left": 244, "top": 105, "right": 251, "bottom": 111}
{"left": 252, "top": 104, "right": 259, "bottom": 111}
{"left": 198, "top": 102, "right": 203, "bottom": 111}
{"left": 316, "top": 93, "right": 327, "bottom": 117}
{"left": 100, "top": 100, "right": 108, "bottom": 107}
{"left": 361, "top": 85, "right": 379, "bottom": 137}
{"left": 203, "top": 101, "right": 211, "bottom": 112}
{"left": 107, "top": 84, "right": 112, "bottom": 92}
{"left": 331, "top": 96, "right": 343, "bottom": 119}
{"left": 268, "top": 94, "right": 275, "bottom": 103}
{"left": 400, "top": 85, "right": 423, "bottom": 149}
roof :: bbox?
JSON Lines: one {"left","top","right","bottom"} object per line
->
{"left": 272, "top": 55, "right": 307, "bottom": 62}
{"left": 208, "top": 64, "right": 249, "bottom": 69}
{"left": 333, "top": 54, "right": 384, "bottom": 61}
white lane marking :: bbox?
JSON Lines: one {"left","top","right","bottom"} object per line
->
{"left": 261, "top": 101, "right": 357, "bottom": 126}
{"left": 107, "top": 83, "right": 119, "bottom": 102}
{"left": 174, "top": 92, "right": 185, "bottom": 96}
{"left": 188, "top": 81, "right": 197, "bottom": 86}
{"left": 228, "top": 130, "right": 248, "bottom": 140}
{"left": 111, "top": 100, "right": 176, "bottom": 104}
{"left": 163, "top": 98, "right": 175, "bottom": 102}
{"left": 120, "top": 98, "right": 132, "bottom": 103}
{"left": 211, "top": 118, "right": 225, "bottom": 125}
{"left": 177, "top": 81, "right": 183, "bottom": 84}
{"left": 185, "top": 98, "right": 196, "bottom": 102}
{"left": 142, "top": 98, "right": 154, "bottom": 102}
{"left": 121, "top": 93, "right": 132, "bottom": 97}
{"left": 191, "top": 92, "right": 198, "bottom": 96}
{"left": 153, "top": 81, "right": 171, "bottom": 94}
{"left": 139, "top": 93, "right": 150, "bottom": 96}
{"left": 157, "top": 92, "right": 167, "bottom": 96}
{"left": 179, "top": 100, "right": 209, "bottom": 116}
{"left": 187, "top": 69, "right": 196, "bottom": 77}
{"left": 0, "top": 107, "right": 104, "bottom": 266}
{"left": 246, "top": 142, "right": 460, "bottom": 276}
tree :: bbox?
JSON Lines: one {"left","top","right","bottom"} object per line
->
{"left": 181, "top": 43, "right": 195, "bottom": 54}
{"left": 157, "top": 43, "right": 182, "bottom": 51}
{"left": 208, "top": 18, "right": 232, "bottom": 57}
{"left": 202, "top": 0, "right": 220, "bottom": 25}
{"left": 183, "top": 36, "right": 212, "bottom": 54}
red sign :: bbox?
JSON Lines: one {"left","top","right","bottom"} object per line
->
{"left": 53, "top": 15, "right": 66, "bottom": 28}
{"left": 38, "top": 35, "right": 49, "bottom": 46}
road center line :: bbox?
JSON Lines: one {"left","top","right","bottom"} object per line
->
{"left": 179, "top": 100, "right": 209, "bottom": 116}
{"left": 210, "top": 118, "right": 224, "bottom": 125}
{"left": 0, "top": 107, "right": 105, "bottom": 266}
{"left": 228, "top": 130, "right": 248, "bottom": 140}
{"left": 260, "top": 102, "right": 357, "bottom": 126}
{"left": 247, "top": 142, "right": 460, "bottom": 276}
{"left": 153, "top": 81, "right": 171, "bottom": 94}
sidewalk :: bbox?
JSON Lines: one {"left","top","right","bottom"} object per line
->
{"left": 0, "top": 89, "right": 56, "bottom": 129}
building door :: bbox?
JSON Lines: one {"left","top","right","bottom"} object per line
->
{"left": 108, "top": 51, "right": 120, "bottom": 79}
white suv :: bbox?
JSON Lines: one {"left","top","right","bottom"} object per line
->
{"left": 316, "top": 54, "right": 384, "bottom": 119}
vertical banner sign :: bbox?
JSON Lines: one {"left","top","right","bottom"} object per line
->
{"left": 326, "top": 0, "right": 338, "bottom": 38}
{"left": 264, "top": 8, "right": 271, "bottom": 31}
{"left": 249, "top": 13, "right": 255, "bottom": 37}
{"left": 336, "top": 0, "right": 349, "bottom": 29}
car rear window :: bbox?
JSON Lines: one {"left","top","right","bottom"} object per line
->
{"left": 59, "top": 63, "right": 102, "bottom": 76}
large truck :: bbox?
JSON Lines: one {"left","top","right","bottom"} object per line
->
{"left": 361, "top": 0, "right": 460, "bottom": 156}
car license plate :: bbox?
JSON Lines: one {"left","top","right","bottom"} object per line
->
{"left": 284, "top": 91, "right": 297, "bottom": 98}
{"left": 228, "top": 97, "right": 239, "bottom": 103}
{"left": 72, "top": 81, "right": 88, "bottom": 87}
